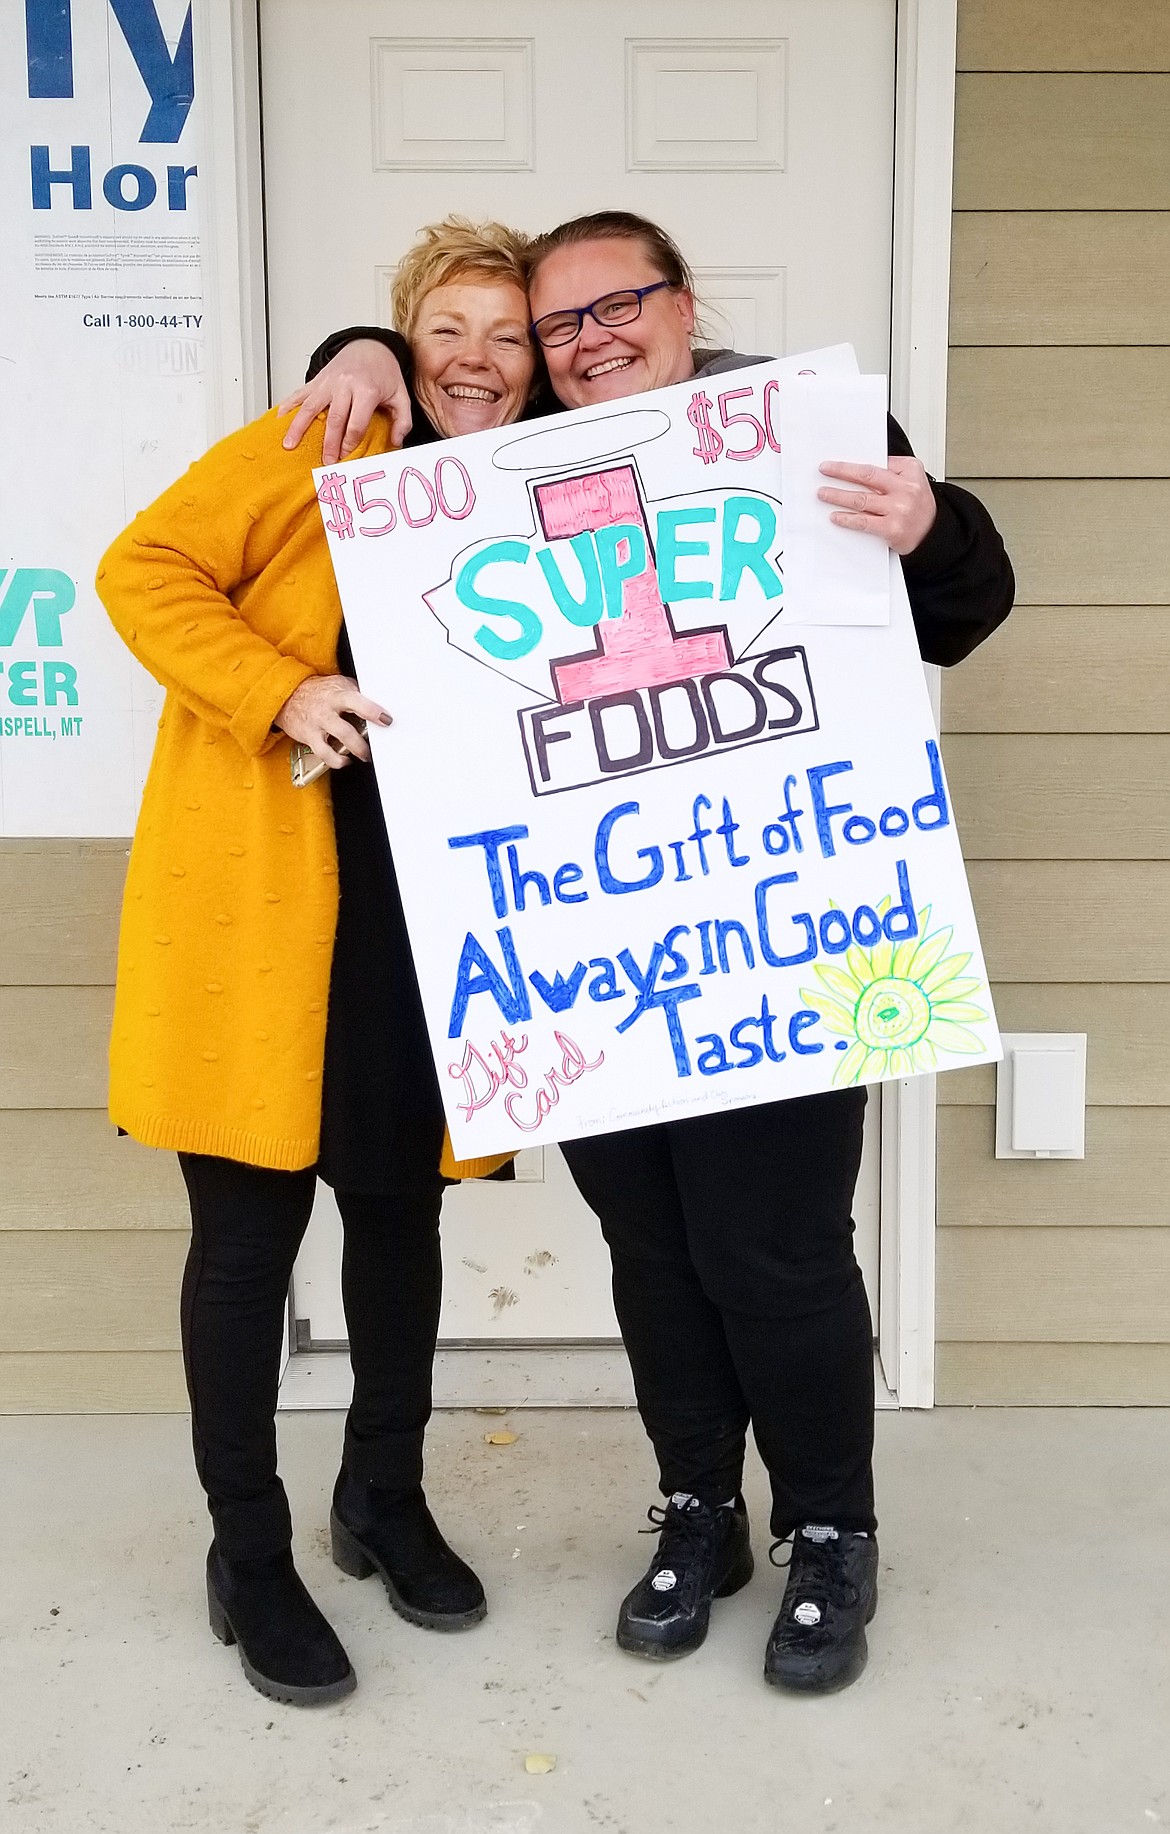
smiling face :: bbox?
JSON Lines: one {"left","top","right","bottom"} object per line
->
{"left": 411, "top": 278, "right": 536, "bottom": 436}
{"left": 527, "top": 236, "right": 696, "bottom": 410}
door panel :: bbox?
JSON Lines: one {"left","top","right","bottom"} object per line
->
{"left": 292, "top": 1121, "right": 880, "bottom": 1346}
{"left": 261, "top": 0, "right": 895, "bottom": 393}
{"left": 260, "top": 0, "right": 895, "bottom": 1351}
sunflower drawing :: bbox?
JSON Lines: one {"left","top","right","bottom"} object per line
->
{"left": 800, "top": 906, "right": 990, "bottom": 1087}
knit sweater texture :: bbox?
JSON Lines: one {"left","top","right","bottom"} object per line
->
{"left": 98, "top": 406, "right": 504, "bottom": 1180}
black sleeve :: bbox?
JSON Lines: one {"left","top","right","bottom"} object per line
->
{"left": 885, "top": 412, "right": 1014, "bottom": 668}
{"left": 304, "top": 325, "right": 415, "bottom": 387}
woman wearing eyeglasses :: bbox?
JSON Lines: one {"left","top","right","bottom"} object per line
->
{"left": 286, "top": 209, "right": 1013, "bottom": 1696}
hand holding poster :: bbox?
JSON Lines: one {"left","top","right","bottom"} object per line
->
{"left": 317, "top": 351, "right": 999, "bottom": 1157}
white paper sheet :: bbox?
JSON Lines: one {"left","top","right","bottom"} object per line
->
{"left": 778, "top": 373, "right": 891, "bottom": 626}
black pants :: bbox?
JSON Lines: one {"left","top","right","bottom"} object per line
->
{"left": 560, "top": 1087, "right": 875, "bottom": 1539}
{"left": 178, "top": 1150, "right": 445, "bottom": 1561}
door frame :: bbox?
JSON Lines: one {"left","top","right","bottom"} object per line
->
{"left": 880, "top": 0, "right": 959, "bottom": 1407}
{"left": 195, "top": 0, "right": 958, "bottom": 1408}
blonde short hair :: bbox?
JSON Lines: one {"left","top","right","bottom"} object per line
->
{"left": 391, "top": 216, "right": 532, "bottom": 338}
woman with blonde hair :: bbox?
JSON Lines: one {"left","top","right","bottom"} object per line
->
{"left": 98, "top": 218, "right": 538, "bottom": 1706}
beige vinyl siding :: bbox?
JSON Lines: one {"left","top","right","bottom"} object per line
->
{"left": 0, "top": 1230, "right": 188, "bottom": 1353}
{"left": 950, "top": 215, "right": 1170, "bottom": 348}
{"left": 944, "top": 608, "right": 1170, "bottom": 733}
{"left": 946, "top": 738, "right": 1170, "bottom": 858}
{"left": 938, "top": 1, "right": 1170, "bottom": 1404}
{"left": 941, "top": 984, "right": 1170, "bottom": 1109}
{"left": 940, "top": 1107, "right": 1170, "bottom": 1228}
{"left": 0, "top": 1353, "right": 187, "bottom": 1414}
{"left": 952, "top": 75, "right": 1170, "bottom": 210}
{"left": 947, "top": 349, "right": 1170, "bottom": 476}
{"left": 0, "top": 1109, "right": 189, "bottom": 1231}
{"left": 1, "top": 839, "right": 126, "bottom": 982}
{"left": 957, "top": 0, "right": 1170, "bottom": 74}
{"left": 0, "top": 841, "right": 189, "bottom": 1412}
{"left": 938, "top": 1230, "right": 1170, "bottom": 1341}
{"left": 962, "top": 480, "right": 1170, "bottom": 605}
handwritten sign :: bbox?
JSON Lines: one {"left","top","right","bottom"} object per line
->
{"left": 318, "top": 351, "right": 1000, "bottom": 1156}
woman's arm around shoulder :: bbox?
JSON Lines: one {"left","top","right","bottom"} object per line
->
{"left": 279, "top": 326, "right": 416, "bottom": 460}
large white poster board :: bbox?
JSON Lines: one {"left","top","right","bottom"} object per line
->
{"left": 319, "top": 354, "right": 1000, "bottom": 1157}
{"left": 0, "top": 0, "right": 207, "bottom": 835}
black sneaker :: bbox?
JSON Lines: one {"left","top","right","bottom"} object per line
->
{"left": 330, "top": 1471, "right": 487, "bottom": 1630}
{"left": 616, "top": 1494, "right": 754, "bottom": 1661}
{"left": 764, "top": 1524, "right": 879, "bottom": 1693}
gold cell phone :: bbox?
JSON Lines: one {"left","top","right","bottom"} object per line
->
{"left": 289, "top": 744, "right": 329, "bottom": 789}
{"left": 289, "top": 716, "right": 368, "bottom": 790}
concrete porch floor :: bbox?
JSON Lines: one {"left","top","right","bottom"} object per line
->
{"left": 3, "top": 1407, "right": 1169, "bottom": 1834}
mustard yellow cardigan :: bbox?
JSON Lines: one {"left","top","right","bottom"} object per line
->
{"left": 98, "top": 406, "right": 506, "bottom": 1180}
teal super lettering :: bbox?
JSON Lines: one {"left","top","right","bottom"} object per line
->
{"left": 455, "top": 542, "right": 543, "bottom": 661}
{"left": 719, "top": 497, "right": 783, "bottom": 601}
{"left": 535, "top": 534, "right": 605, "bottom": 628}
{"left": 656, "top": 506, "right": 716, "bottom": 602}
{"left": 595, "top": 523, "right": 647, "bottom": 618}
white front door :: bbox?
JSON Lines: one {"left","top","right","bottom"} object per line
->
{"left": 260, "top": 0, "right": 897, "bottom": 1371}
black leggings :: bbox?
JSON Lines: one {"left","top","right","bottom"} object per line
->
{"left": 178, "top": 1152, "right": 445, "bottom": 1561}
{"left": 560, "top": 1087, "right": 875, "bottom": 1539}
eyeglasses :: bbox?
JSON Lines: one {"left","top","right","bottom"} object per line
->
{"left": 530, "top": 281, "right": 675, "bottom": 349}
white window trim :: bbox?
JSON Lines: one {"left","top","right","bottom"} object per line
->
{"left": 192, "top": 0, "right": 267, "bottom": 436}
{"left": 196, "top": 0, "right": 959, "bottom": 1411}
{"left": 882, "top": 0, "right": 959, "bottom": 1407}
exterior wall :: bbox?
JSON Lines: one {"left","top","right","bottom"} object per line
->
{"left": 5, "top": 0, "right": 1168, "bottom": 1413}
{"left": 0, "top": 840, "right": 189, "bottom": 1410}
{"left": 937, "top": 0, "right": 1170, "bottom": 1402}
{"left": 0, "top": 6, "right": 258, "bottom": 1415}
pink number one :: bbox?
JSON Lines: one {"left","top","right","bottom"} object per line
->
{"left": 534, "top": 464, "right": 731, "bottom": 705}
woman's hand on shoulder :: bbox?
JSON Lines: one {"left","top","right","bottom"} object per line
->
{"left": 273, "top": 675, "right": 392, "bottom": 770}
{"left": 278, "top": 341, "right": 413, "bottom": 462}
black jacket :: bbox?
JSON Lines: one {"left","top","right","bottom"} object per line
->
{"left": 306, "top": 327, "right": 1014, "bottom": 667}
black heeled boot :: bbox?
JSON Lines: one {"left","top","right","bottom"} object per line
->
{"left": 330, "top": 1470, "right": 486, "bottom": 1630}
{"left": 206, "top": 1544, "right": 356, "bottom": 1705}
